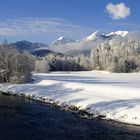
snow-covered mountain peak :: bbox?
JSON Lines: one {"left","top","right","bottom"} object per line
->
{"left": 106, "top": 31, "right": 128, "bottom": 37}
{"left": 84, "top": 30, "right": 129, "bottom": 42}
{"left": 57, "top": 36, "right": 65, "bottom": 40}
{"left": 50, "top": 30, "right": 129, "bottom": 46}
{"left": 51, "top": 36, "right": 75, "bottom": 45}
{"left": 85, "top": 31, "right": 101, "bottom": 41}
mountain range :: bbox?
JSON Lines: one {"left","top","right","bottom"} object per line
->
{"left": 9, "top": 30, "right": 129, "bottom": 55}
{"left": 51, "top": 30, "right": 128, "bottom": 44}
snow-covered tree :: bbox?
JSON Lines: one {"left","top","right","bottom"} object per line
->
{"left": 90, "top": 39, "right": 140, "bottom": 72}
{"left": 0, "top": 44, "right": 35, "bottom": 83}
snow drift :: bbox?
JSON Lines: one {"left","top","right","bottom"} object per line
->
{"left": 0, "top": 71, "right": 140, "bottom": 125}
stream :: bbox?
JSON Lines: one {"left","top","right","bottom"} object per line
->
{"left": 0, "top": 94, "right": 140, "bottom": 140}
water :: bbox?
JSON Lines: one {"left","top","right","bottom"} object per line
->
{"left": 0, "top": 94, "right": 140, "bottom": 140}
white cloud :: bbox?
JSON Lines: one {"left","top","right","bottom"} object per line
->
{"left": 0, "top": 18, "right": 94, "bottom": 40}
{"left": 106, "top": 3, "right": 131, "bottom": 19}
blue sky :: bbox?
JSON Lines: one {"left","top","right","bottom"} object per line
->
{"left": 0, "top": 0, "right": 139, "bottom": 43}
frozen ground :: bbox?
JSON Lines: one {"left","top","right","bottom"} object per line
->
{"left": 0, "top": 71, "right": 140, "bottom": 125}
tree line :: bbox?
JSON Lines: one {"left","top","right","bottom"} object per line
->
{"left": 90, "top": 39, "right": 140, "bottom": 72}
{"left": 35, "top": 39, "right": 140, "bottom": 73}
{"left": 0, "top": 38, "right": 140, "bottom": 83}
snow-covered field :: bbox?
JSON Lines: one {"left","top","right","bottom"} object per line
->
{"left": 0, "top": 71, "right": 140, "bottom": 125}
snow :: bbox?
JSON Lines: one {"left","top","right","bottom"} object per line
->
{"left": 85, "top": 31, "right": 100, "bottom": 41}
{"left": 84, "top": 30, "right": 128, "bottom": 42}
{"left": 106, "top": 31, "right": 128, "bottom": 37}
{"left": 51, "top": 36, "right": 75, "bottom": 45}
{"left": 0, "top": 71, "right": 140, "bottom": 125}
{"left": 58, "top": 36, "right": 65, "bottom": 40}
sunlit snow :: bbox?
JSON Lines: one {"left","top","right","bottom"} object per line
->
{"left": 0, "top": 71, "right": 140, "bottom": 125}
